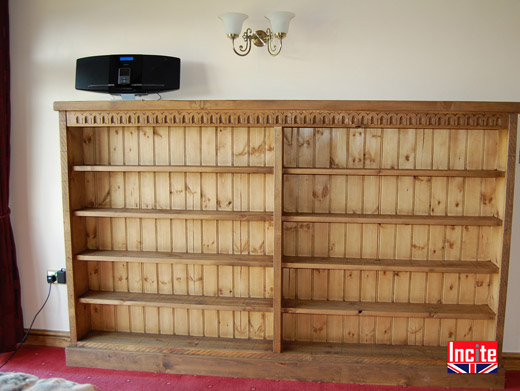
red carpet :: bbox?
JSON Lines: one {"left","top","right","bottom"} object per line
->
{"left": 1, "top": 345, "right": 520, "bottom": 391}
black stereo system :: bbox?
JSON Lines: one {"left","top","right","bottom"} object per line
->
{"left": 75, "top": 54, "right": 181, "bottom": 96}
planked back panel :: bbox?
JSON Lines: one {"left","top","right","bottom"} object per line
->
{"left": 71, "top": 125, "right": 275, "bottom": 340}
{"left": 281, "top": 127, "right": 506, "bottom": 346}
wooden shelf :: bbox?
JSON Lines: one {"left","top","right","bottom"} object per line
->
{"left": 282, "top": 299, "right": 495, "bottom": 320}
{"left": 76, "top": 250, "right": 273, "bottom": 267}
{"left": 283, "top": 168, "right": 505, "bottom": 178}
{"left": 76, "top": 330, "right": 447, "bottom": 366}
{"left": 282, "top": 256, "right": 499, "bottom": 274}
{"left": 282, "top": 213, "right": 502, "bottom": 226}
{"left": 77, "top": 331, "right": 273, "bottom": 356}
{"left": 79, "top": 291, "right": 273, "bottom": 312}
{"left": 76, "top": 330, "right": 444, "bottom": 364}
{"left": 74, "top": 208, "right": 273, "bottom": 221}
{"left": 72, "top": 165, "right": 274, "bottom": 174}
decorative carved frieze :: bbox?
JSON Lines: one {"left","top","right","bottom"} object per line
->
{"left": 66, "top": 109, "right": 508, "bottom": 129}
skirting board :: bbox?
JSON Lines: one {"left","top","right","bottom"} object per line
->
{"left": 66, "top": 346, "right": 505, "bottom": 388}
{"left": 502, "top": 353, "right": 520, "bottom": 371}
{"left": 25, "top": 329, "right": 70, "bottom": 348}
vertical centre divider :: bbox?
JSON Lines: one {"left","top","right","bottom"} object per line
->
{"left": 273, "top": 126, "right": 284, "bottom": 353}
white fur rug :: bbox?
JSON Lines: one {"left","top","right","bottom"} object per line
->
{"left": 0, "top": 372, "right": 99, "bottom": 391}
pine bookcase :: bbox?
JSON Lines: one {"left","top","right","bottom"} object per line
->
{"left": 55, "top": 100, "right": 518, "bottom": 388}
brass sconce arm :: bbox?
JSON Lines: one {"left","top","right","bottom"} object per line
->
{"left": 266, "top": 28, "right": 282, "bottom": 56}
{"left": 219, "top": 12, "right": 294, "bottom": 57}
{"left": 229, "top": 28, "right": 254, "bottom": 56}
{"left": 230, "top": 28, "right": 284, "bottom": 57}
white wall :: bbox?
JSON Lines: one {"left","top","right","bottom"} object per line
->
{"left": 8, "top": 0, "right": 520, "bottom": 351}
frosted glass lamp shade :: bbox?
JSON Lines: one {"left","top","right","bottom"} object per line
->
{"left": 265, "top": 11, "right": 295, "bottom": 36}
{"left": 219, "top": 12, "right": 248, "bottom": 37}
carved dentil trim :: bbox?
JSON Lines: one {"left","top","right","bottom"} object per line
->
{"left": 66, "top": 110, "right": 508, "bottom": 129}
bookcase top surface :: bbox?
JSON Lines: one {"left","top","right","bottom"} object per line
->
{"left": 54, "top": 100, "right": 520, "bottom": 113}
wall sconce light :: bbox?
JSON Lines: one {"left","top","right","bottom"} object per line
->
{"left": 218, "top": 11, "right": 295, "bottom": 56}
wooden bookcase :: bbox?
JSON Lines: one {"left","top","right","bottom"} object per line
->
{"left": 55, "top": 100, "right": 518, "bottom": 388}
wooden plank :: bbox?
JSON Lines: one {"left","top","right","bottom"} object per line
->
{"left": 73, "top": 165, "right": 273, "bottom": 174}
{"left": 169, "top": 127, "right": 185, "bottom": 165}
{"left": 109, "top": 138, "right": 129, "bottom": 331}
{"left": 465, "top": 129, "right": 484, "bottom": 218}
{"left": 292, "top": 128, "right": 314, "bottom": 345}
{"left": 503, "top": 353, "right": 520, "bottom": 371}
{"left": 359, "top": 128, "right": 379, "bottom": 345}
{"left": 375, "top": 317, "right": 392, "bottom": 345}
{"left": 122, "top": 127, "right": 144, "bottom": 333}
{"left": 66, "top": 344, "right": 505, "bottom": 389}
{"left": 62, "top": 121, "right": 90, "bottom": 343}
{"left": 313, "top": 176, "right": 330, "bottom": 213}
{"left": 315, "top": 128, "right": 331, "bottom": 168}
{"left": 312, "top": 226, "right": 329, "bottom": 298}
{"left": 328, "top": 223, "right": 345, "bottom": 302}
{"left": 282, "top": 213, "right": 501, "bottom": 226}
{"left": 155, "top": 127, "right": 173, "bottom": 300}
{"left": 25, "top": 329, "right": 71, "bottom": 348}
{"left": 230, "top": 125, "right": 254, "bottom": 341}
{"left": 378, "top": 128, "right": 398, "bottom": 307}
{"left": 139, "top": 127, "right": 159, "bottom": 334}
{"left": 74, "top": 208, "right": 273, "bottom": 221}
{"left": 78, "top": 330, "right": 446, "bottom": 360}
{"left": 202, "top": 161, "right": 219, "bottom": 339}
{"left": 282, "top": 168, "right": 504, "bottom": 177}
{"left": 413, "top": 139, "right": 432, "bottom": 311}
{"left": 185, "top": 127, "right": 203, "bottom": 323}
{"left": 377, "top": 225, "right": 395, "bottom": 303}
{"left": 408, "top": 318, "right": 425, "bottom": 345}
{"left": 76, "top": 249, "right": 272, "bottom": 267}
{"left": 283, "top": 128, "right": 297, "bottom": 167}
{"left": 347, "top": 128, "right": 364, "bottom": 215}
{"left": 168, "top": 129, "right": 187, "bottom": 333}
{"left": 330, "top": 128, "right": 347, "bottom": 168}
{"left": 446, "top": 130, "right": 465, "bottom": 218}
{"left": 55, "top": 99, "right": 520, "bottom": 113}
{"left": 95, "top": 129, "right": 114, "bottom": 336}
{"left": 311, "top": 226, "right": 329, "bottom": 342}
{"left": 282, "top": 299, "right": 495, "bottom": 320}
{"left": 298, "top": 176, "right": 313, "bottom": 212}
{"left": 76, "top": 330, "right": 273, "bottom": 354}
{"left": 233, "top": 127, "right": 248, "bottom": 166}
{"left": 273, "top": 127, "right": 283, "bottom": 353}
{"left": 217, "top": 179, "right": 233, "bottom": 335}
{"left": 200, "top": 135, "right": 218, "bottom": 328}
{"left": 494, "top": 115, "right": 517, "bottom": 357}
{"left": 324, "top": 315, "right": 342, "bottom": 342}
{"left": 155, "top": 128, "right": 174, "bottom": 334}
{"left": 79, "top": 291, "right": 273, "bottom": 312}
{"left": 249, "top": 127, "right": 266, "bottom": 166}
{"left": 281, "top": 257, "right": 498, "bottom": 273}
{"left": 215, "top": 128, "right": 234, "bottom": 337}
{"left": 297, "top": 128, "right": 314, "bottom": 167}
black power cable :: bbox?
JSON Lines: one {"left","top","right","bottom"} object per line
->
{"left": 0, "top": 283, "right": 53, "bottom": 370}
